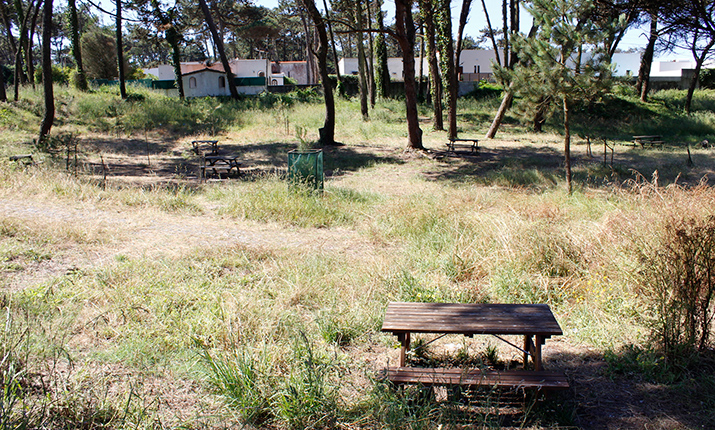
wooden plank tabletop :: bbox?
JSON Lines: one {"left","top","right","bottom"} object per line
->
{"left": 381, "top": 302, "right": 562, "bottom": 336}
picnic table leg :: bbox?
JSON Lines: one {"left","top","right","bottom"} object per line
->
{"left": 398, "top": 332, "right": 410, "bottom": 367}
{"left": 534, "top": 335, "right": 544, "bottom": 371}
{"left": 523, "top": 335, "right": 533, "bottom": 369}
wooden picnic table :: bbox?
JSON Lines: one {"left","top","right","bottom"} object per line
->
{"left": 446, "top": 137, "right": 480, "bottom": 154}
{"left": 633, "top": 135, "right": 664, "bottom": 148}
{"left": 201, "top": 155, "right": 242, "bottom": 179}
{"left": 380, "top": 302, "right": 568, "bottom": 391}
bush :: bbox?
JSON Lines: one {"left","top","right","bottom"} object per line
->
{"left": 464, "top": 80, "right": 503, "bottom": 99}
{"left": 700, "top": 68, "right": 715, "bottom": 89}
{"left": 34, "top": 65, "right": 72, "bottom": 84}
{"left": 639, "top": 215, "right": 715, "bottom": 362}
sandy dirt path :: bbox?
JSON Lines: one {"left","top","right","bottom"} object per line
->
{"left": 0, "top": 196, "right": 377, "bottom": 290}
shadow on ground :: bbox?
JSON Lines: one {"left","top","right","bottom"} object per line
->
{"left": 425, "top": 143, "right": 715, "bottom": 189}
{"left": 549, "top": 348, "right": 715, "bottom": 429}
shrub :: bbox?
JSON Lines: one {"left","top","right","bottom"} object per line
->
{"left": 639, "top": 215, "right": 715, "bottom": 362}
{"left": 464, "top": 80, "right": 503, "bottom": 99}
{"left": 34, "top": 65, "right": 72, "bottom": 84}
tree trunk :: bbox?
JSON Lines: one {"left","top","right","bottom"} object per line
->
{"left": 366, "top": 0, "right": 376, "bottom": 108}
{"left": 636, "top": 13, "right": 657, "bottom": 102}
{"left": 481, "top": 0, "right": 501, "bottom": 66}
{"left": 321, "top": 0, "right": 340, "bottom": 84}
{"left": 116, "top": 0, "right": 127, "bottom": 99}
{"left": 395, "top": 0, "right": 423, "bottom": 150}
{"left": 485, "top": 90, "right": 512, "bottom": 138}
{"left": 300, "top": 0, "right": 335, "bottom": 145}
{"left": 563, "top": 96, "right": 572, "bottom": 194}
{"left": 0, "top": 0, "right": 17, "bottom": 58}
{"left": 198, "top": 0, "right": 239, "bottom": 99}
{"left": 452, "top": 0, "right": 473, "bottom": 137}
{"left": 167, "top": 27, "right": 184, "bottom": 99}
{"left": 437, "top": 0, "right": 457, "bottom": 139}
{"left": 26, "top": 0, "right": 40, "bottom": 86}
{"left": 685, "top": 36, "right": 715, "bottom": 114}
{"left": 38, "top": 0, "right": 53, "bottom": 145}
{"left": 13, "top": 0, "right": 31, "bottom": 101}
{"left": 374, "top": 2, "right": 390, "bottom": 99}
{"left": 0, "top": 60, "right": 6, "bottom": 101}
{"left": 68, "top": 0, "right": 88, "bottom": 90}
{"left": 355, "top": 1, "right": 369, "bottom": 120}
{"left": 419, "top": 0, "right": 443, "bottom": 129}
{"left": 485, "top": 24, "right": 536, "bottom": 139}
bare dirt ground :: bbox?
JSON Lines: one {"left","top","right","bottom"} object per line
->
{"left": 2, "top": 135, "right": 713, "bottom": 429}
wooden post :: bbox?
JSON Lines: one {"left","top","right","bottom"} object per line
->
{"left": 523, "top": 335, "right": 532, "bottom": 369}
{"left": 534, "top": 335, "right": 544, "bottom": 371}
{"left": 399, "top": 332, "right": 411, "bottom": 367}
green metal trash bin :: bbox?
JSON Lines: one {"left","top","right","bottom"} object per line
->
{"left": 288, "top": 149, "right": 324, "bottom": 191}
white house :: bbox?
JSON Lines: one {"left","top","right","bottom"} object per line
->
{"left": 145, "top": 59, "right": 271, "bottom": 97}
{"left": 338, "top": 57, "right": 428, "bottom": 81}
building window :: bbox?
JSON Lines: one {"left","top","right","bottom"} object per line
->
{"left": 189, "top": 77, "right": 197, "bottom": 88}
{"left": 272, "top": 79, "right": 278, "bottom": 85}
{"left": 219, "top": 76, "right": 225, "bottom": 88}
{"left": 258, "top": 71, "right": 265, "bottom": 77}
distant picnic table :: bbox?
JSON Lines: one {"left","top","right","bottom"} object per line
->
{"left": 379, "top": 302, "right": 569, "bottom": 391}
{"left": 192, "top": 140, "right": 242, "bottom": 180}
{"left": 633, "top": 135, "right": 664, "bottom": 148}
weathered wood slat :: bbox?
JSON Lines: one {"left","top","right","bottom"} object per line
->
{"left": 380, "top": 367, "right": 569, "bottom": 390}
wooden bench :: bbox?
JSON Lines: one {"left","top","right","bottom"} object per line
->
{"left": 633, "top": 135, "right": 664, "bottom": 148}
{"left": 380, "top": 367, "right": 569, "bottom": 391}
{"left": 446, "top": 138, "right": 479, "bottom": 154}
{"left": 9, "top": 154, "right": 34, "bottom": 165}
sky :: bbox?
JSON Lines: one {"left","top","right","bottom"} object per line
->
{"left": 247, "top": 0, "right": 689, "bottom": 61}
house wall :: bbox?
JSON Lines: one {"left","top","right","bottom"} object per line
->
{"left": 183, "top": 71, "right": 230, "bottom": 97}
{"left": 339, "top": 57, "right": 428, "bottom": 82}
{"left": 272, "top": 62, "right": 311, "bottom": 84}
{"left": 230, "top": 59, "right": 270, "bottom": 78}
{"left": 145, "top": 64, "right": 175, "bottom": 80}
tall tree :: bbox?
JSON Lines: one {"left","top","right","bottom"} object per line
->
{"left": 419, "top": 0, "right": 443, "bottom": 130}
{"left": 373, "top": 0, "right": 390, "bottom": 98}
{"left": 485, "top": 0, "right": 522, "bottom": 138}
{"left": 354, "top": 0, "right": 369, "bottom": 120}
{"left": 299, "top": 0, "right": 336, "bottom": 145}
{"left": 38, "top": 0, "right": 53, "bottom": 145}
{"left": 393, "top": 0, "right": 423, "bottom": 149}
{"left": 146, "top": 0, "right": 184, "bottom": 98}
{"left": 660, "top": 0, "right": 715, "bottom": 114}
{"left": 436, "top": 0, "right": 457, "bottom": 139}
{"left": 116, "top": 0, "right": 127, "bottom": 98}
{"left": 198, "top": 0, "right": 239, "bottom": 99}
{"left": 496, "top": 0, "right": 612, "bottom": 193}
{"left": 636, "top": 12, "right": 657, "bottom": 101}
{"left": 68, "top": 0, "right": 88, "bottom": 90}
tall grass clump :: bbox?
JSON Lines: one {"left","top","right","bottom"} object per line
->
{"left": 213, "top": 177, "right": 379, "bottom": 228}
{"left": 199, "top": 333, "right": 346, "bottom": 429}
{"left": 198, "top": 341, "right": 275, "bottom": 425}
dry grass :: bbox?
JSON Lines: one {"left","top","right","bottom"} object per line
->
{"left": 1, "top": 88, "right": 715, "bottom": 428}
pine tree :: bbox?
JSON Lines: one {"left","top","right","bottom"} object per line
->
{"left": 495, "top": 0, "right": 612, "bottom": 194}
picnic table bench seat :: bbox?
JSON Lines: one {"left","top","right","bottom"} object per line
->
{"left": 380, "top": 367, "right": 569, "bottom": 391}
